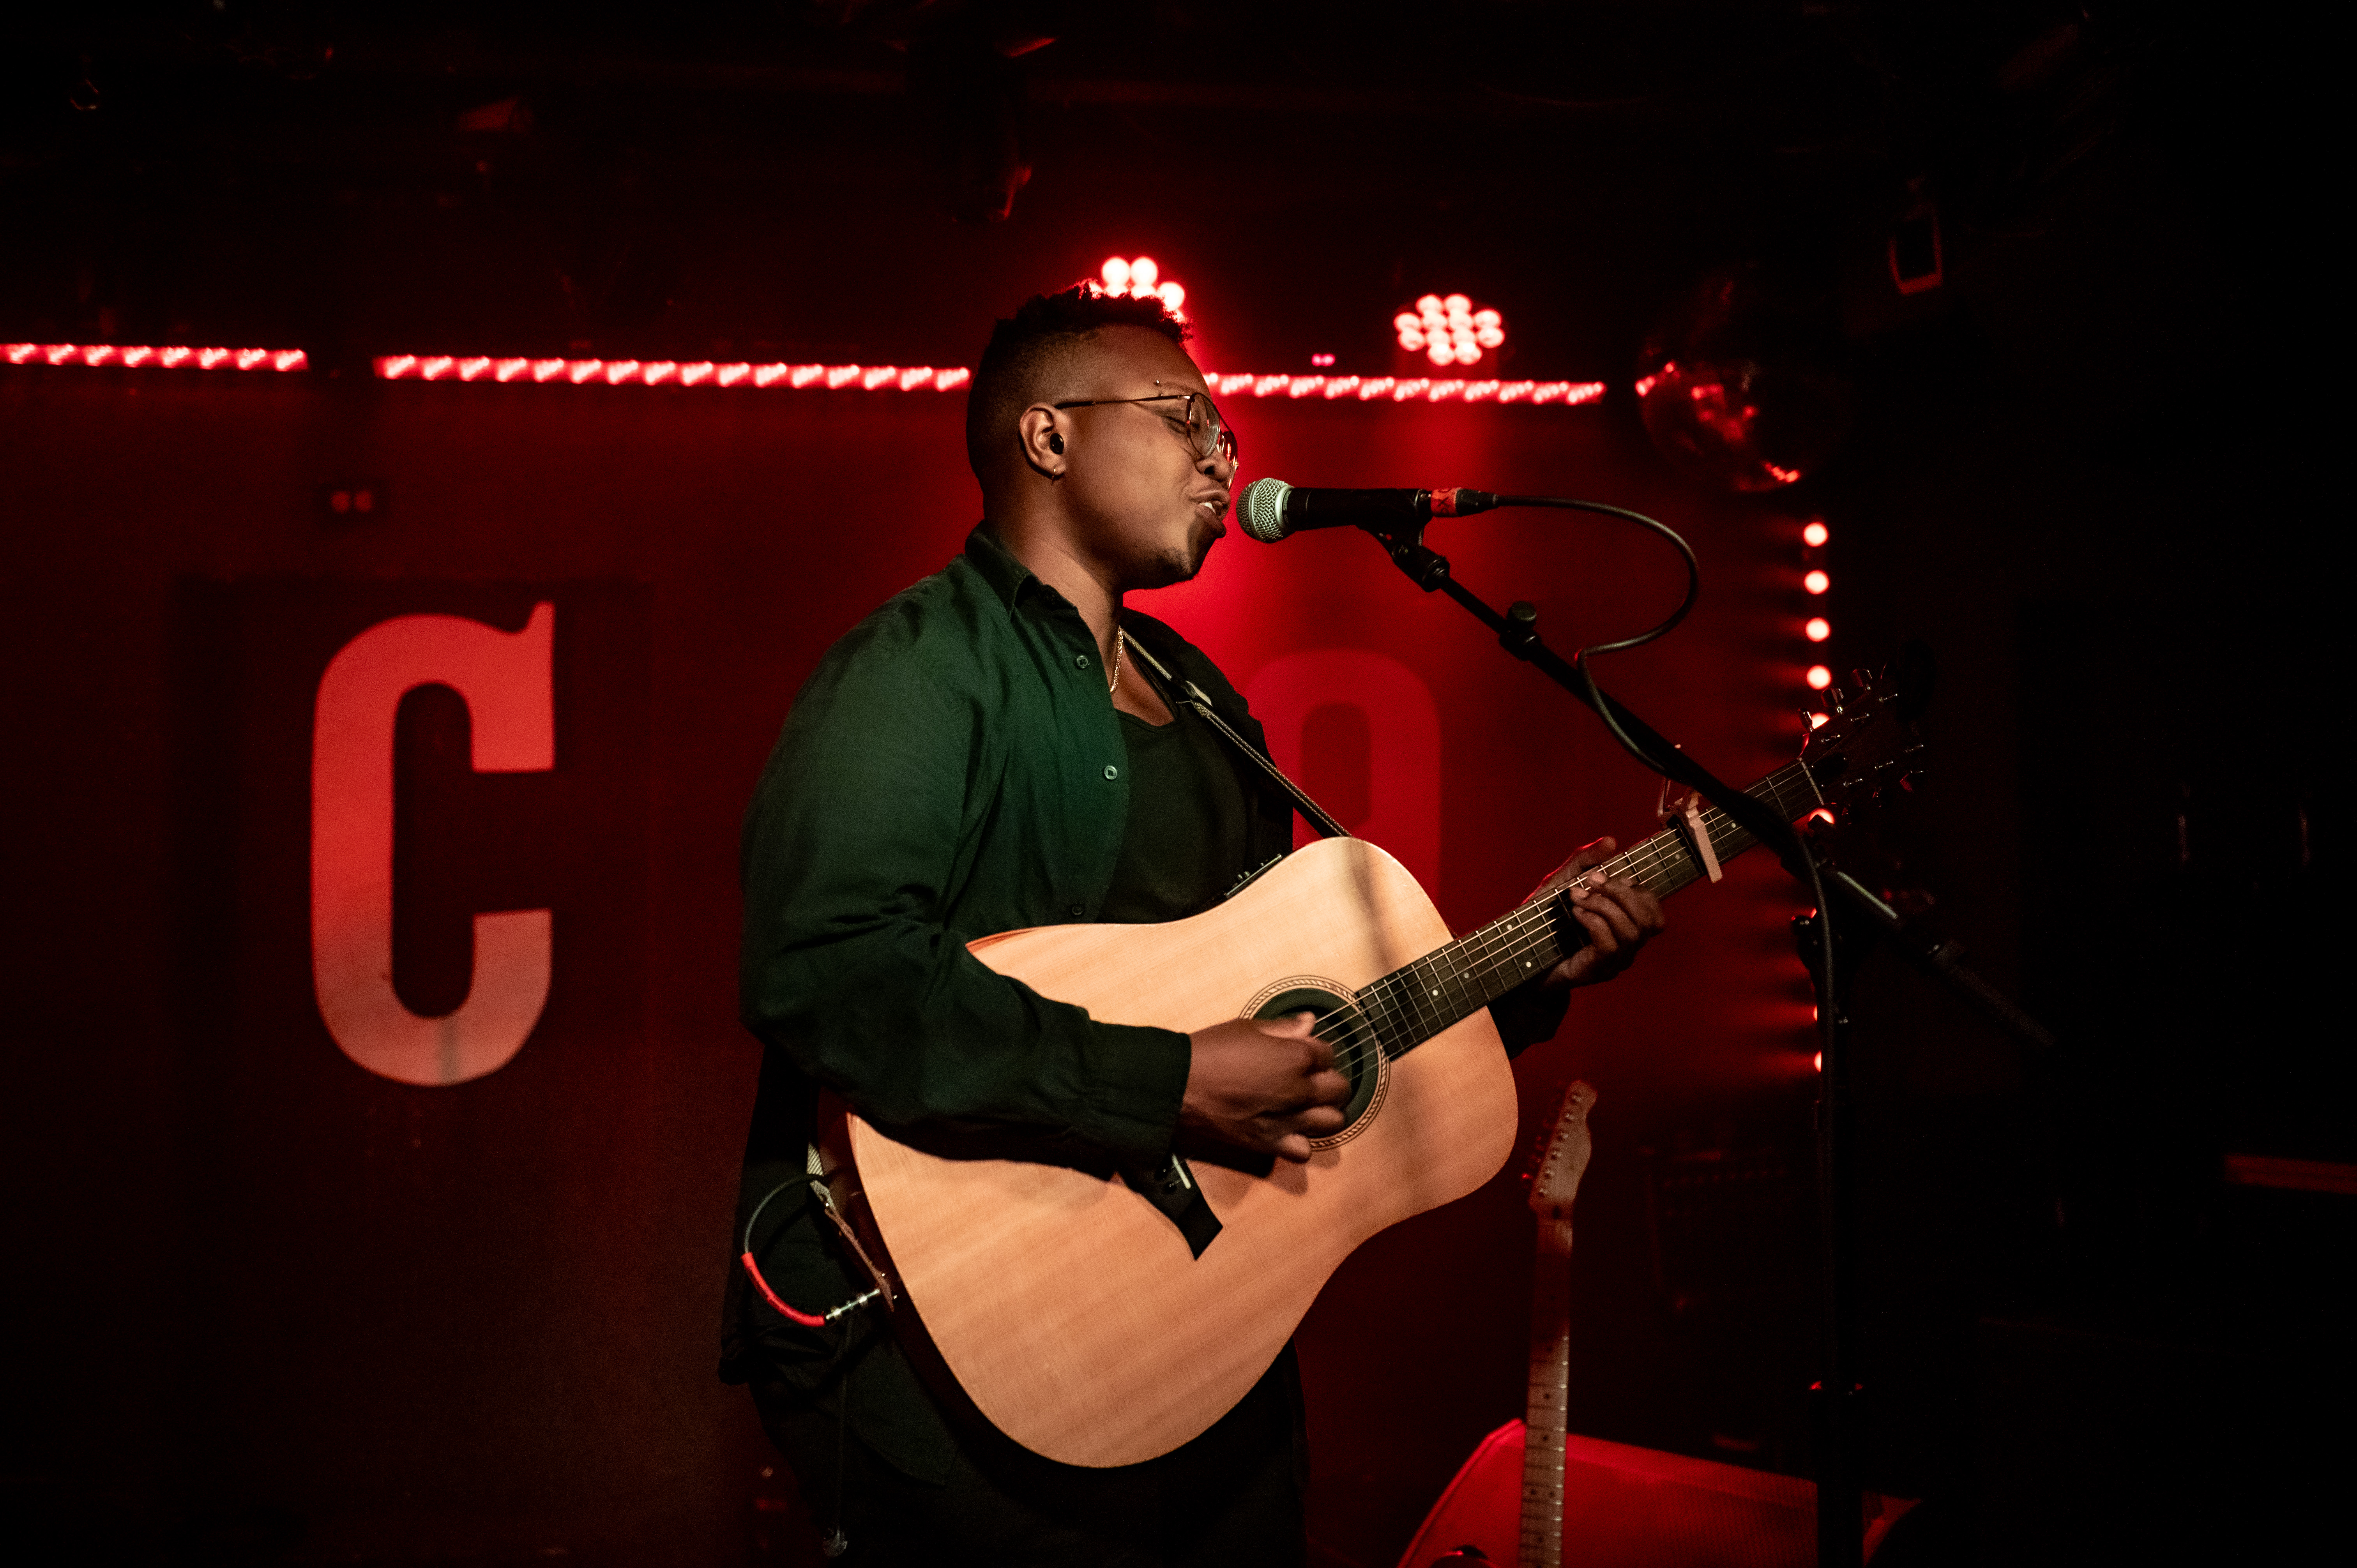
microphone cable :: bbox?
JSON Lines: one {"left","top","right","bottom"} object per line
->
{"left": 1486, "top": 494, "right": 1699, "bottom": 783}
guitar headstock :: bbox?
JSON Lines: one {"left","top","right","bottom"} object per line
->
{"left": 1797, "top": 665, "right": 1926, "bottom": 811}
{"left": 1528, "top": 1079, "right": 1597, "bottom": 1223}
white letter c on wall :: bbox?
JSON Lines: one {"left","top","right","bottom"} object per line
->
{"left": 311, "top": 604, "right": 555, "bottom": 1086}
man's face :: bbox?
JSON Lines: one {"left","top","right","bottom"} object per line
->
{"left": 1053, "top": 326, "right": 1237, "bottom": 591}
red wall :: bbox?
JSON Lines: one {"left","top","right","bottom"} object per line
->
{"left": 1, "top": 368, "right": 1809, "bottom": 1563}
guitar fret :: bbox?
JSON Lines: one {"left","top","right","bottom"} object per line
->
{"left": 1362, "top": 762, "right": 1813, "bottom": 1066}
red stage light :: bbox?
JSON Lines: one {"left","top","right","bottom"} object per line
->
{"left": 1802, "top": 521, "right": 1829, "bottom": 547}
{"left": 1806, "top": 665, "right": 1833, "bottom": 689}
{"left": 1396, "top": 293, "right": 1507, "bottom": 367}
{"left": 1808, "top": 712, "right": 1830, "bottom": 729}
{"left": 1311, "top": 353, "right": 1335, "bottom": 367}
{"left": 1098, "top": 256, "right": 1187, "bottom": 317}
{"left": 1804, "top": 570, "right": 1830, "bottom": 595}
{"left": 1813, "top": 1052, "right": 1823, "bottom": 1072}
{"left": 1805, "top": 618, "right": 1831, "bottom": 642}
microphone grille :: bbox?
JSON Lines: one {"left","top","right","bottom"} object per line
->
{"left": 1238, "top": 477, "right": 1292, "bottom": 542}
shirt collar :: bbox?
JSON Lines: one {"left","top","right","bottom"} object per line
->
{"left": 963, "top": 523, "right": 1037, "bottom": 609}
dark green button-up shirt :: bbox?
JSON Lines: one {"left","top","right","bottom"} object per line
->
{"left": 723, "top": 525, "right": 1294, "bottom": 1478}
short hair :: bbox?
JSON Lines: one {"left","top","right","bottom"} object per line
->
{"left": 965, "top": 283, "right": 1191, "bottom": 484}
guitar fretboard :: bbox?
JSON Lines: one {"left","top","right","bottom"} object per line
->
{"left": 1330, "top": 762, "right": 1819, "bottom": 1063}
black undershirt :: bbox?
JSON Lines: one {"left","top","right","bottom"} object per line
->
{"left": 1098, "top": 700, "right": 1256, "bottom": 925}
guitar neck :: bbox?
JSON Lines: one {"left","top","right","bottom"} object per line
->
{"left": 1344, "top": 761, "right": 1820, "bottom": 1064}
{"left": 1519, "top": 1220, "right": 1575, "bottom": 1568}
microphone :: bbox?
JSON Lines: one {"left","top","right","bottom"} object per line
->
{"left": 1236, "top": 477, "right": 1500, "bottom": 542}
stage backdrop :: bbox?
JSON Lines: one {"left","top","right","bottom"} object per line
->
{"left": 2, "top": 366, "right": 1815, "bottom": 1564}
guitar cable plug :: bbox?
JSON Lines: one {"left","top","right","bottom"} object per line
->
{"left": 739, "top": 1178, "right": 884, "bottom": 1328}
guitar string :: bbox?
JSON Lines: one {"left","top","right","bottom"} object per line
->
{"left": 1319, "top": 797, "right": 1733, "bottom": 1064}
{"left": 1295, "top": 765, "right": 1814, "bottom": 1082}
{"left": 1313, "top": 840, "right": 1677, "bottom": 1076}
{"left": 1309, "top": 765, "right": 1816, "bottom": 1078}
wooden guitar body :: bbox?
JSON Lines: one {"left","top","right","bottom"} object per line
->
{"left": 850, "top": 836, "right": 1520, "bottom": 1468}
{"left": 846, "top": 671, "right": 1924, "bottom": 1471}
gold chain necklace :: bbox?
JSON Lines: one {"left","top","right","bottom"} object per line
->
{"left": 1107, "top": 627, "right": 1125, "bottom": 696}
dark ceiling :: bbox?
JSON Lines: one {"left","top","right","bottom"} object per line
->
{"left": 0, "top": 1, "right": 2299, "bottom": 460}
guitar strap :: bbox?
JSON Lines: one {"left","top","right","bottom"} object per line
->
{"left": 1113, "top": 627, "right": 1348, "bottom": 1259}
{"left": 1119, "top": 629, "right": 1352, "bottom": 842}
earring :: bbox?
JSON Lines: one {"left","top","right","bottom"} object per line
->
{"left": 1048, "top": 433, "right": 1065, "bottom": 454}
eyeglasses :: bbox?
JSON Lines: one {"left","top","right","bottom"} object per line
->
{"left": 1050, "top": 391, "right": 1239, "bottom": 466}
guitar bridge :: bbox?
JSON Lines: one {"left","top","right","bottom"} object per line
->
{"left": 1122, "top": 1155, "right": 1223, "bottom": 1259}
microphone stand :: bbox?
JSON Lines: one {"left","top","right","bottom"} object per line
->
{"left": 1355, "top": 521, "right": 1875, "bottom": 1566}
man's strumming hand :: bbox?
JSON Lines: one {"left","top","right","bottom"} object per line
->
{"left": 1180, "top": 1014, "right": 1350, "bottom": 1164}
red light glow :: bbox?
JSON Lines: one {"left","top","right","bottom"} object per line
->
{"left": 1396, "top": 293, "right": 1507, "bottom": 367}
{"left": 8, "top": 342, "right": 308, "bottom": 372}
{"left": 1804, "top": 570, "right": 1830, "bottom": 595}
{"left": 1813, "top": 1052, "right": 1823, "bottom": 1073}
{"left": 1802, "top": 521, "right": 1829, "bottom": 547}
{"left": 1808, "top": 712, "right": 1830, "bottom": 728}
{"left": 371, "top": 357, "right": 972, "bottom": 393}
{"left": 1198, "top": 373, "right": 1606, "bottom": 407}
{"left": 1099, "top": 256, "right": 1186, "bottom": 315}
{"left": 1804, "top": 618, "right": 1831, "bottom": 642}
{"left": 1806, "top": 665, "right": 1833, "bottom": 690}
{"left": 357, "top": 356, "right": 1600, "bottom": 411}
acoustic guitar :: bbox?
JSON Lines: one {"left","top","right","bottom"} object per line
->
{"left": 843, "top": 675, "right": 1919, "bottom": 1467}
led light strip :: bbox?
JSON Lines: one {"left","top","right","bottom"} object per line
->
{"left": 1800, "top": 518, "right": 1834, "bottom": 701}
{"left": 6, "top": 343, "right": 309, "bottom": 371}
{"left": 8, "top": 343, "right": 1608, "bottom": 410}
{"left": 369, "top": 358, "right": 1604, "bottom": 405}
{"left": 371, "top": 355, "right": 972, "bottom": 390}
{"left": 1206, "top": 373, "right": 1604, "bottom": 405}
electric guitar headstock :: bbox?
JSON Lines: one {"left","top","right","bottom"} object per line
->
{"left": 1796, "top": 664, "right": 1928, "bottom": 813}
{"left": 1528, "top": 1079, "right": 1597, "bottom": 1229}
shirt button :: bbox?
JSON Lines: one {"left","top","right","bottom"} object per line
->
{"left": 1103, "top": 764, "right": 1120, "bottom": 780}
{"left": 1068, "top": 903, "right": 1085, "bottom": 918}
{"left": 1074, "top": 652, "right": 1092, "bottom": 669}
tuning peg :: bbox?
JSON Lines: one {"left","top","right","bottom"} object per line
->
{"left": 1851, "top": 668, "right": 1875, "bottom": 691}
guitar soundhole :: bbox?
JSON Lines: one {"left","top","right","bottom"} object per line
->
{"left": 1247, "top": 979, "right": 1388, "bottom": 1150}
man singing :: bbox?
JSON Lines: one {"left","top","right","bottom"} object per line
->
{"left": 721, "top": 283, "right": 1663, "bottom": 1564}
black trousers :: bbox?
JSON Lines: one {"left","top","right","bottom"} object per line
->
{"left": 750, "top": 1354, "right": 1308, "bottom": 1567}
